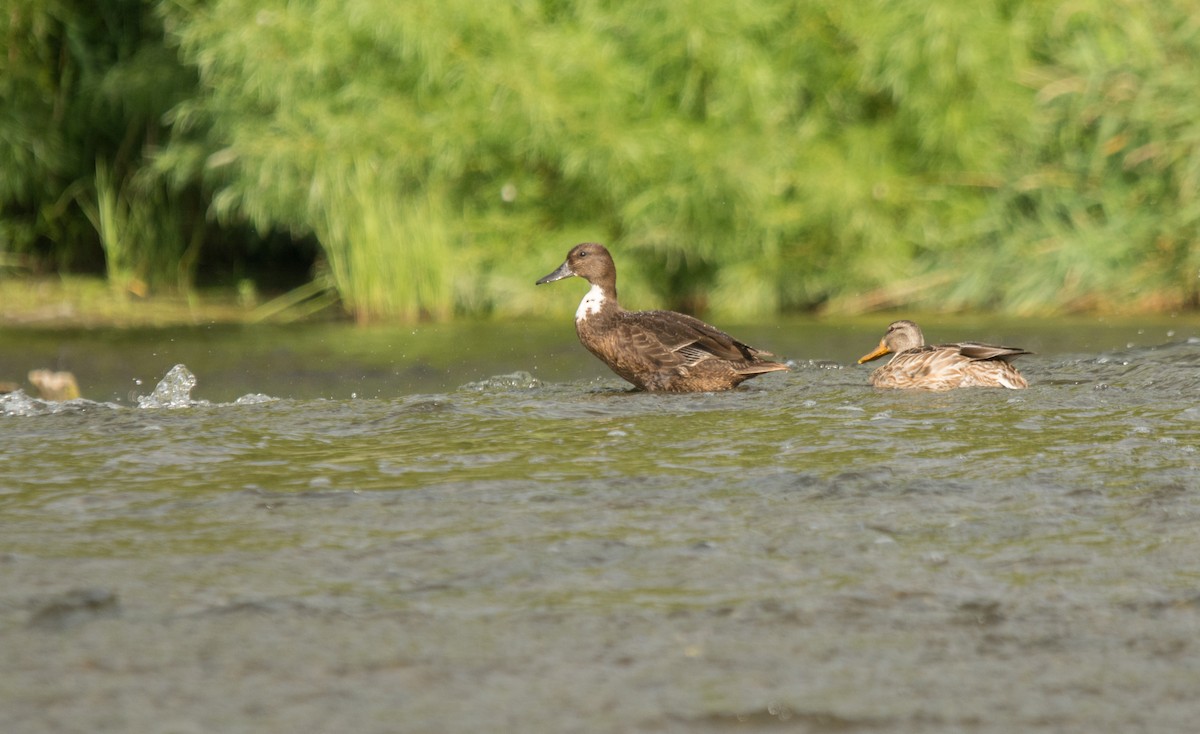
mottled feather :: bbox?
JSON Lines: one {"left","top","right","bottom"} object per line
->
{"left": 857, "top": 320, "right": 1030, "bottom": 390}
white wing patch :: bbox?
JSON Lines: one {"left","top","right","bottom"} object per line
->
{"left": 674, "top": 344, "right": 712, "bottom": 366}
{"left": 575, "top": 283, "right": 606, "bottom": 322}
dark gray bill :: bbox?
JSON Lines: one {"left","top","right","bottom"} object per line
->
{"left": 535, "top": 261, "right": 574, "bottom": 285}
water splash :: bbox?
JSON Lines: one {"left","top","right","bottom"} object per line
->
{"left": 234, "top": 393, "right": 277, "bottom": 405}
{"left": 1, "top": 390, "right": 45, "bottom": 417}
{"left": 459, "top": 371, "right": 543, "bottom": 392}
{"left": 0, "top": 389, "right": 111, "bottom": 417}
{"left": 137, "top": 364, "right": 203, "bottom": 409}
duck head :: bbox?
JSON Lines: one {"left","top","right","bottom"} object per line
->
{"left": 858, "top": 320, "right": 925, "bottom": 363}
{"left": 536, "top": 243, "right": 617, "bottom": 289}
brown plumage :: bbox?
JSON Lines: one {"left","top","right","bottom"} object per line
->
{"left": 857, "top": 320, "right": 1030, "bottom": 390}
{"left": 536, "top": 243, "right": 789, "bottom": 392}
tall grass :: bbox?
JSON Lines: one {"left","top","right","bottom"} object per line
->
{"left": 77, "top": 159, "right": 199, "bottom": 294}
{"left": 316, "top": 172, "right": 456, "bottom": 323}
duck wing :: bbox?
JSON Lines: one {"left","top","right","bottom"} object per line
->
{"left": 621, "top": 310, "right": 769, "bottom": 365}
{"left": 950, "top": 342, "right": 1032, "bottom": 363}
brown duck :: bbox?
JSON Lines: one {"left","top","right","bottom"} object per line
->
{"left": 536, "top": 243, "right": 789, "bottom": 392}
{"left": 857, "top": 320, "right": 1030, "bottom": 390}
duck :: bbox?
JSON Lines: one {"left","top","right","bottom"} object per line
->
{"left": 857, "top": 320, "right": 1030, "bottom": 390}
{"left": 536, "top": 243, "right": 789, "bottom": 392}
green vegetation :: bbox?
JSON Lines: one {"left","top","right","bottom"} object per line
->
{"left": 1, "top": 0, "right": 202, "bottom": 290}
{"left": 3, "top": 0, "right": 1199, "bottom": 322}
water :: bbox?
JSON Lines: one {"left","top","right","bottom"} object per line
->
{"left": 2, "top": 316, "right": 1200, "bottom": 732}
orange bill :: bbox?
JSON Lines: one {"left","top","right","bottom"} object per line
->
{"left": 857, "top": 342, "right": 892, "bottom": 364}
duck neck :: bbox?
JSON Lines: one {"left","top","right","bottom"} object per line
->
{"left": 575, "top": 282, "right": 619, "bottom": 323}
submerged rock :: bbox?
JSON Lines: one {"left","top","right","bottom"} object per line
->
{"left": 28, "top": 588, "right": 119, "bottom": 630}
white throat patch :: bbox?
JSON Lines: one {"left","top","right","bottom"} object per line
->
{"left": 575, "top": 283, "right": 606, "bottom": 322}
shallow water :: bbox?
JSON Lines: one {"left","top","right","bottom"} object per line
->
{"left": 3, "top": 316, "right": 1200, "bottom": 733}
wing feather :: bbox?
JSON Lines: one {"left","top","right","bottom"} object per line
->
{"left": 622, "top": 310, "right": 763, "bottom": 363}
{"left": 953, "top": 342, "right": 1032, "bottom": 363}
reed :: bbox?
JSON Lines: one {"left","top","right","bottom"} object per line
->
{"left": 315, "top": 173, "right": 457, "bottom": 323}
{"left": 77, "top": 159, "right": 196, "bottom": 295}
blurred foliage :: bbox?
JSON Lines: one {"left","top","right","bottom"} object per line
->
{"left": 0, "top": 0, "right": 303, "bottom": 295}
{"left": 4, "top": 0, "right": 1200, "bottom": 320}
{"left": 0, "top": 0, "right": 200, "bottom": 290}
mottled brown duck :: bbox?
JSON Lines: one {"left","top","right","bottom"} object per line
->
{"left": 857, "top": 320, "right": 1030, "bottom": 390}
{"left": 536, "top": 243, "right": 789, "bottom": 392}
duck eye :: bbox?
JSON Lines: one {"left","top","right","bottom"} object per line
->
{"left": 578, "top": 251, "right": 588, "bottom": 258}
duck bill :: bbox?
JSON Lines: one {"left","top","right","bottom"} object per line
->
{"left": 857, "top": 343, "right": 892, "bottom": 364}
{"left": 536, "top": 260, "right": 575, "bottom": 285}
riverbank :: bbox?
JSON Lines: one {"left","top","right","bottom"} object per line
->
{"left": 0, "top": 277, "right": 250, "bottom": 328}
{"left": 0, "top": 276, "right": 340, "bottom": 328}
{"left": 5, "top": 273, "right": 1199, "bottom": 333}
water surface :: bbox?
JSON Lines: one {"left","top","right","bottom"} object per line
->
{"left": 2, "top": 316, "right": 1200, "bottom": 733}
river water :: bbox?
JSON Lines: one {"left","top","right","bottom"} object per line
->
{"left": 2, "top": 316, "right": 1200, "bottom": 733}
